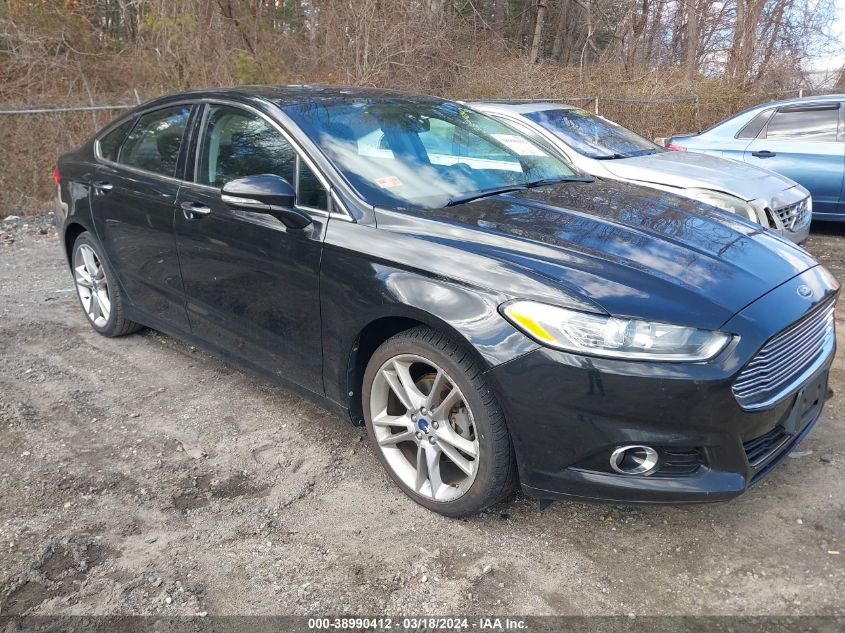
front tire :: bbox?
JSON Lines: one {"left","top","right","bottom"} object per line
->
{"left": 363, "top": 326, "right": 517, "bottom": 517}
{"left": 71, "top": 232, "right": 142, "bottom": 337}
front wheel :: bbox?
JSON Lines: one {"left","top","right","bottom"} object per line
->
{"left": 363, "top": 326, "right": 517, "bottom": 517}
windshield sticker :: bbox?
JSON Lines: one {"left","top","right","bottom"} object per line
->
{"left": 375, "top": 176, "right": 403, "bottom": 189}
{"left": 490, "top": 134, "right": 547, "bottom": 156}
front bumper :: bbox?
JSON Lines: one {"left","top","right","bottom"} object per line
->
{"left": 778, "top": 219, "right": 810, "bottom": 246}
{"left": 486, "top": 267, "right": 837, "bottom": 504}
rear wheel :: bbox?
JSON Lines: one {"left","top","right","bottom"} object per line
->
{"left": 363, "top": 326, "right": 517, "bottom": 517}
{"left": 71, "top": 232, "right": 142, "bottom": 337}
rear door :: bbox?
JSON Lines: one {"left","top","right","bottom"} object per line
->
{"left": 89, "top": 104, "right": 194, "bottom": 331}
{"left": 743, "top": 103, "right": 844, "bottom": 215}
{"left": 173, "top": 102, "right": 331, "bottom": 393}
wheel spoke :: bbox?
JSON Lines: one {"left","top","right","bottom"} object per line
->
{"left": 432, "top": 386, "right": 462, "bottom": 420}
{"left": 80, "top": 247, "right": 98, "bottom": 278}
{"left": 75, "top": 265, "right": 93, "bottom": 288}
{"left": 425, "top": 447, "right": 443, "bottom": 499}
{"left": 97, "top": 288, "right": 111, "bottom": 318}
{"left": 392, "top": 360, "right": 426, "bottom": 409}
{"left": 372, "top": 408, "right": 410, "bottom": 428}
{"left": 80, "top": 290, "right": 93, "bottom": 314}
{"left": 382, "top": 368, "right": 413, "bottom": 410}
{"left": 425, "top": 370, "right": 446, "bottom": 409}
{"left": 378, "top": 430, "right": 416, "bottom": 447}
{"left": 415, "top": 444, "right": 427, "bottom": 492}
{"left": 435, "top": 424, "right": 478, "bottom": 458}
{"left": 89, "top": 290, "right": 101, "bottom": 320}
{"left": 439, "top": 442, "right": 475, "bottom": 477}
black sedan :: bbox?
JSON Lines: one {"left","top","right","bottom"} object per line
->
{"left": 54, "top": 86, "right": 838, "bottom": 517}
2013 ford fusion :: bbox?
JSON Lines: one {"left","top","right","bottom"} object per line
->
{"left": 54, "top": 86, "right": 838, "bottom": 517}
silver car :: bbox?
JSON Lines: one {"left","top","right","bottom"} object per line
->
{"left": 470, "top": 101, "right": 812, "bottom": 244}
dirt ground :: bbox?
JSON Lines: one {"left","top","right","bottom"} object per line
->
{"left": 0, "top": 214, "right": 843, "bottom": 618}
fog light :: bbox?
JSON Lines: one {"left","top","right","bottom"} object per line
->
{"left": 609, "top": 445, "right": 659, "bottom": 475}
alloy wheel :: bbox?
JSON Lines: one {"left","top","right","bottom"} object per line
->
{"left": 369, "top": 354, "right": 480, "bottom": 502}
{"left": 74, "top": 244, "right": 111, "bottom": 328}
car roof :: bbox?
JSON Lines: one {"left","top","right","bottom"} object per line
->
{"left": 755, "top": 93, "right": 845, "bottom": 109}
{"left": 696, "top": 93, "right": 845, "bottom": 136}
{"left": 141, "top": 84, "right": 444, "bottom": 110}
{"left": 469, "top": 101, "right": 578, "bottom": 115}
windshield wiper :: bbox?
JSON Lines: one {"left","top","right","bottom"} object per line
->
{"left": 593, "top": 153, "right": 628, "bottom": 160}
{"left": 445, "top": 177, "right": 595, "bottom": 207}
{"left": 445, "top": 186, "right": 527, "bottom": 207}
{"left": 525, "top": 176, "right": 595, "bottom": 187}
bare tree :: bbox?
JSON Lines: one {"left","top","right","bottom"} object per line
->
{"left": 530, "top": 0, "right": 548, "bottom": 63}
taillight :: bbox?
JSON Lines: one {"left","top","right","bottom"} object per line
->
{"left": 665, "top": 143, "right": 687, "bottom": 152}
{"left": 53, "top": 166, "right": 60, "bottom": 185}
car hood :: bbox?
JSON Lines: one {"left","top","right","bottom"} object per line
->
{"left": 386, "top": 180, "right": 818, "bottom": 331}
{"left": 600, "top": 151, "right": 796, "bottom": 201}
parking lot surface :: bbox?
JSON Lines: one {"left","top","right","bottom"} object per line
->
{"left": 0, "top": 215, "right": 843, "bottom": 616}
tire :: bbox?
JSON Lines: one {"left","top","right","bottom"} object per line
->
{"left": 363, "top": 326, "right": 517, "bottom": 517}
{"left": 70, "top": 232, "right": 143, "bottom": 337}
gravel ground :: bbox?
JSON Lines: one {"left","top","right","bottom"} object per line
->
{"left": 0, "top": 214, "right": 843, "bottom": 617}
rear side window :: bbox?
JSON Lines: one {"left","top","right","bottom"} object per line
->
{"left": 98, "top": 118, "right": 134, "bottom": 161}
{"left": 736, "top": 109, "right": 773, "bottom": 139}
{"left": 764, "top": 107, "right": 839, "bottom": 142}
{"left": 118, "top": 105, "right": 192, "bottom": 177}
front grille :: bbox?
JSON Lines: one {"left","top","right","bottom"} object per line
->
{"left": 743, "top": 426, "right": 790, "bottom": 468}
{"left": 732, "top": 299, "right": 835, "bottom": 410}
{"left": 773, "top": 198, "right": 810, "bottom": 231}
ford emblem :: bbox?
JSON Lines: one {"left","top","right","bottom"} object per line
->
{"left": 797, "top": 285, "right": 813, "bottom": 298}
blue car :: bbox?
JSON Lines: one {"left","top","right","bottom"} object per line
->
{"left": 668, "top": 95, "right": 845, "bottom": 220}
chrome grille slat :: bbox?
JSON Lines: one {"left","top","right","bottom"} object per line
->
{"left": 737, "top": 306, "right": 832, "bottom": 376}
{"left": 772, "top": 198, "right": 810, "bottom": 230}
{"left": 736, "top": 346, "right": 825, "bottom": 397}
{"left": 735, "top": 316, "right": 831, "bottom": 382}
{"left": 732, "top": 299, "right": 836, "bottom": 409}
{"left": 747, "top": 308, "right": 831, "bottom": 358}
{"left": 734, "top": 307, "right": 833, "bottom": 393}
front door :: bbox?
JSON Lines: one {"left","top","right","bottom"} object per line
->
{"left": 743, "top": 103, "right": 845, "bottom": 216}
{"left": 89, "top": 104, "right": 193, "bottom": 331}
{"left": 174, "top": 103, "right": 330, "bottom": 393}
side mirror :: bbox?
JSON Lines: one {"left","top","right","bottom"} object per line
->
{"left": 221, "top": 174, "right": 312, "bottom": 229}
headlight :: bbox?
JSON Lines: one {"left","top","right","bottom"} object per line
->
{"left": 502, "top": 301, "right": 731, "bottom": 362}
{"left": 685, "top": 188, "right": 758, "bottom": 223}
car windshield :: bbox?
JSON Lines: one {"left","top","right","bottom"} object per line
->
{"left": 524, "top": 108, "right": 662, "bottom": 159}
{"left": 284, "top": 100, "right": 581, "bottom": 209}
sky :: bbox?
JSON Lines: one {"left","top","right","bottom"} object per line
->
{"left": 808, "top": 0, "right": 845, "bottom": 82}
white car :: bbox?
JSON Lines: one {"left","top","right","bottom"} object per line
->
{"left": 469, "top": 101, "right": 813, "bottom": 244}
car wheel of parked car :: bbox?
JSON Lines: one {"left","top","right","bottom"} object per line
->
{"left": 363, "top": 326, "right": 517, "bottom": 517}
{"left": 72, "top": 232, "right": 142, "bottom": 337}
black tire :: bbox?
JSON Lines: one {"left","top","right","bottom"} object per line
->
{"left": 363, "top": 326, "right": 517, "bottom": 517}
{"left": 70, "top": 232, "right": 143, "bottom": 337}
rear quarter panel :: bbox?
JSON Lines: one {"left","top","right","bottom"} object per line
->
{"left": 56, "top": 144, "right": 99, "bottom": 260}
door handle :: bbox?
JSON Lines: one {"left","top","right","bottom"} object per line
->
{"left": 751, "top": 150, "right": 776, "bottom": 158}
{"left": 180, "top": 201, "right": 212, "bottom": 219}
{"left": 92, "top": 181, "right": 113, "bottom": 192}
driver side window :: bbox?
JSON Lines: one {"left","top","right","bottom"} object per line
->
{"left": 196, "top": 105, "right": 329, "bottom": 212}
{"left": 197, "top": 105, "right": 296, "bottom": 188}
